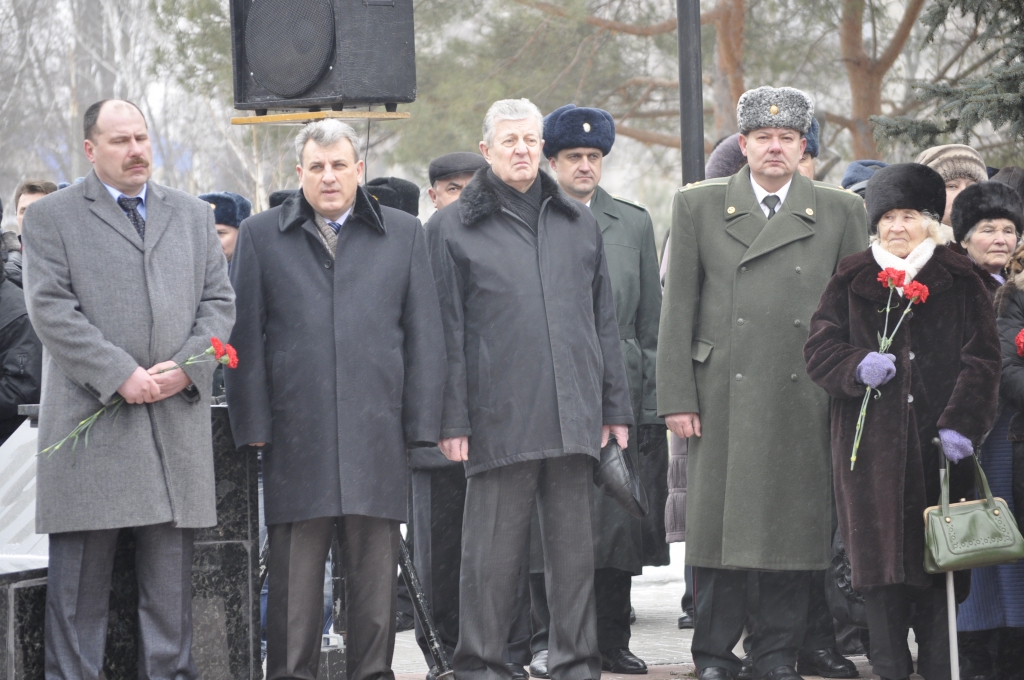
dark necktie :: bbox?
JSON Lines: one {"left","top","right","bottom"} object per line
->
{"left": 762, "top": 195, "right": 781, "bottom": 220}
{"left": 328, "top": 221, "right": 342, "bottom": 234}
{"left": 117, "top": 196, "right": 146, "bottom": 240}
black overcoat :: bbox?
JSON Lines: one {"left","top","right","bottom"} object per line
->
{"left": 426, "top": 169, "right": 633, "bottom": 476}
{"left": 804, "top": 246, "right": 1000, "bottom": 593}
{"left": 225, "top": 188, "right": 446, "bottom": 524}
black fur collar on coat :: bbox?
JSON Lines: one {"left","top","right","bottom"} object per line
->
{"left": 458, "top": 167, "right": 581, "bottom": 227}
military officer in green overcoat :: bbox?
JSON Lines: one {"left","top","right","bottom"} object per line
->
{"left": 657, "top": 87, "right": 867, "bottom": 680}
{"left": 526, "top": 104, "right": 663, "bottom": 678}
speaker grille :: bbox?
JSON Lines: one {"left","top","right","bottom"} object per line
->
{"left": 245, "top": 0, "right": 335, "bottom": 98}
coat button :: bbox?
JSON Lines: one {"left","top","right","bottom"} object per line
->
{"left": 907, "top": 395, "right": 914, "bottom": 403}
{"left": 795, "top": 266, "right": 802, "bottom": 273}
{"left": 793, "top": 319, "right": 802, "bottom": 327}
{"left": 791, "top": 374, "right": 798, "bottom": 382}
{"left": 741, "top": 266, "right": 749, "bottom": 273}
{"left": 736, "top": 374, "right": 743, "bottom": 381}
{"left": 806, "top": 208, "right": 814, "bottom": 216}
{"left": 727, "top": 206, "right": 736, "bottom": 214}
{"left": 325, "top": 260, "right": 332, "bottom": 269}
{"left": 909, "top": 351, "right": 916, "bottom": 360}
{"left": 737, "top": 318, "right": 745, "bottom": 325}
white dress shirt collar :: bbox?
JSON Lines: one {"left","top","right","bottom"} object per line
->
{"left": 749, "top": 174, "right": 792, "bottom": 218}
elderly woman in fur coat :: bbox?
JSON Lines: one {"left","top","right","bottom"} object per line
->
{"left": 804, "top": 163, "right": 1001, "bottom": 680}
{"left": 954, "top": 180, "right": 1024, "bottom": 679}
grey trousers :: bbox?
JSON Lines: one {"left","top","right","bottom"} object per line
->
{"left": 265, "top": 515, "right": 399, "bottom": 680}
{"left": 45, "top": 523, "right": 197, "bottom": 680}
{"left": 454, "top": 455, "right": 600, "bottom": 680}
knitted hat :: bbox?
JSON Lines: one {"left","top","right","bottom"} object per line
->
{"left": 950, "top": 181, "right": 1024, "bottom": 243}
{"left": 543, "top": 104, "right": 616, "bottom": 159}
{"left": 804, "top": 117, "right": 820, "bottom": 159}
{"left": 991, "top": 166, "right": 1024, "bottom": 204}
{"left": 197, "top": 192, "right": 252, "bottom": 228}
{"left": 704, "top": 134, "right": 746, "bottom": 179}
{"left": 913, "top": 144, "right": 987, "bottom": 184}
{"left": 865, "top": 163, "right": 946, "bottom": 234}
{"left": 736, "top": 86, "right": 814, "bottom": 135}
{"left": 428, "top": 152, "right": 489, "bottom": 186}
{"left": 366, "top": 177, "right": 420, "bottom": 217}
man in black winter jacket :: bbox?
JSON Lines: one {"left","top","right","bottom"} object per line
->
{"left": 0, "top": 237, "right": 42, "bottom": 443}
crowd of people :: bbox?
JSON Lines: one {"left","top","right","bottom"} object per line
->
{"left": 6, "top": 86, "right": 1024, "bottom": 680}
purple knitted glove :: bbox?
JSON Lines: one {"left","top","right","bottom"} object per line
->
{"left": 939, "top": 429, "right": 974, "bottom": 462}
{"left": 855, "top": 352, "right": 896, "bottom": 388}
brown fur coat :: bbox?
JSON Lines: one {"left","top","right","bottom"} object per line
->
{"left": 804, "top": 245, "right": 1000, "bottom": 591}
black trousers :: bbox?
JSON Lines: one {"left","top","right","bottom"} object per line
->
{"left": 455, "top": 455, "right": 600, "bottom": 680}
{"left": 682, "top": 565, "right": 694, "bottom": 617}
{"left": 692, "top": 566, "right": 810, "bottom": 676}
{"left": 45, "top": 523, "right": 198, "bottom": 680}
{"left": 863, "top": 584, "right": 950, "bottom": 680}
{"left": 266, "top": 515, "right": 400, "bottom": 680}
{"left": 531, "top": 568, "right": 632, "bottom": 654}
{"left": 410, "top": 466, "right": 531, "bottom": 668}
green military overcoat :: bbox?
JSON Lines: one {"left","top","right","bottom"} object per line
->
{"left": 657, "top": 167, "right": 867, "bottom": 571}
{"left": 590, "top": 186, "right": 663, "bottom": 574}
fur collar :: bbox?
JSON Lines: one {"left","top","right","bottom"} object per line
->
{"left": 278, "top": 185, "right": 385, "bottom": 234}
{"left": 458, "top": 167, "right": 581, "bottom": 227}
{"left": 870, "top": 239, "right": 936, "bottom": 295}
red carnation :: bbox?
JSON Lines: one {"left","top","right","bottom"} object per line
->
{"left": 223, "top": 344, "right": 239, "bottom": 369}
{"left": 903, "top": 280, "right": 929, "bottom": 304}
{"left": 211, "top": 337, "right": 226, "bottom": 360}
{"left": 1016, "top": 329, "right": 1024, "bottom": 357}
{"left": 877, "top": 267, "right": 906, "bottom": 289}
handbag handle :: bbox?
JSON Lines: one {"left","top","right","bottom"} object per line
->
{"left": 939, "top": 449, "right": 997, "bottom": 517}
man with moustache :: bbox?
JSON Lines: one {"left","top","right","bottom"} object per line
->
{"left": 427, "top": 98, "right": 633, "bottom": 680}
{"left": 526, "top": 104, "right": 662, "bottom": 677}
{"left": 226, "top": 119, "right": 446, "bottom": 680}
{"left": 658, "top": 87, "right": 867, "bottom": 680}
{"left": 23, "top": 99, "right": 235, "bottom": 680}
{"left": 427, "top": 152, "right": 489, "bottom": 211}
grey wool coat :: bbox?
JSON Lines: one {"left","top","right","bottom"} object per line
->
{"left": 426, "top": 168, "right": 633, "bottom": 476}
{"left": 657, "top": 168, "right": 867, "bottom": 571}
{"left": 225, "top": 187, "right": 446, "bottom": 525}
{"left": 23, "top": 171, "right": 236, "bottom": 534}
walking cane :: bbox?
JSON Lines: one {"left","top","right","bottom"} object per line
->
{"left": 398, "top": 536, "right": 455, "bottom": 680}
{"left": 933, "top": 437, "right": 961, "bottom": 680}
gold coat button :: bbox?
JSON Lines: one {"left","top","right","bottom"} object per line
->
{"left": 806, "top": 208, "right": 814, "bottom": 216}
{"left": 727, "top": 206, "right": 736, "bottom": 214}
{"left": 945, "top": 517, "right": 952, "bottom": 523}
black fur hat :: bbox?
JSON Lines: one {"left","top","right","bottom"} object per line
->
{"left": 865, "top": 163, "right": 946, "bottom": 234}
{"left": 950, "top": 180, "right": 1024, "bottom": 244}
{"left": 366, "top": 177, "right": 420, "bottom": 217}
{"left": 198, "top": 191, "right": 252, "bottom": 228}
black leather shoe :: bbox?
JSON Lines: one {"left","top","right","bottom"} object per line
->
{"left": 758, "top": 665, "right": 802, "bottom": 680}
{"left": 601, "top": 648, "right": 648, "bottom": 674}
{"left": 738, "top": 655, "right": 754, "bottom": 680}
{"left": 396, "top": 610, "right": 415, "bottom": 632}
{"left": 797, "top": 648, "right": 858, "bottom": 678}
{"left": 699, "top": 668, "right": 736, "bottom": 680}
{"left": 426, "top": 667, "right": 438, "bottom": 680}
{"left": 506, "top": 663, "right": 528, "bottom": 680}
{"left": 678, "top": 612, "right": 694, "bottom": 629}
{"left": 529, "top": 651, "right": 549, "bottom": 679}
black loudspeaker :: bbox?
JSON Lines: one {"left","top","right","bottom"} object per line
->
{"left": 229, "top": 0, "right": 416, "bottom": 112}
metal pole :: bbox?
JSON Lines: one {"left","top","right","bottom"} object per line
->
{"left": 676, "top": 0, "right": 705, "bottom": 185}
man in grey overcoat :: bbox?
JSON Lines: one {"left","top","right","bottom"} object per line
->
{"left": 527, "top": 104, "right": 662, "bottom": 678}
{"left": 657, "top": 87, "right": 867, "bottom": 680}
{"left": 225, "top": 119, "right": 446, "bottom": 680}
{"left": 427, "top": 98, "right": 633, "bottom": 680}
{"left": 23, "top": 99, "right": 235, "bottom": 680}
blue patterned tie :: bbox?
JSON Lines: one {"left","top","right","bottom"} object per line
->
{"left": 328, "top": 221, "right": 342, "bottom": 234}
{"left": 117, "top": 196, "right": 146, "bottom": 240}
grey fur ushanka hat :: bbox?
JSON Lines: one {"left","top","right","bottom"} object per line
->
{"left": 736, "top": 86, "right": 814, "bottom": 135}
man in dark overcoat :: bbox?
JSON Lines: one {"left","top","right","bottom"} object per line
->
{"left": 658, "top": 87, "right": 867, "bottom": 680}
{"left": 225, "top": 119, "right": 446, "bottom": 680}
{"left": 24, "top": 99, "right": 235, "bottom": 680}
{"left": 526, "top": 104, "right": 662, "bottom": 677}
{"left": 408, "top": 151, "right": 534, "bottom": 680}
{"left": 427, "top": 98, "right": 634, "bottom": 680}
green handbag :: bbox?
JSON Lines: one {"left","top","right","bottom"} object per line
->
{"left": 924, "top": 453, "right": 1024, "bottom": 574}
